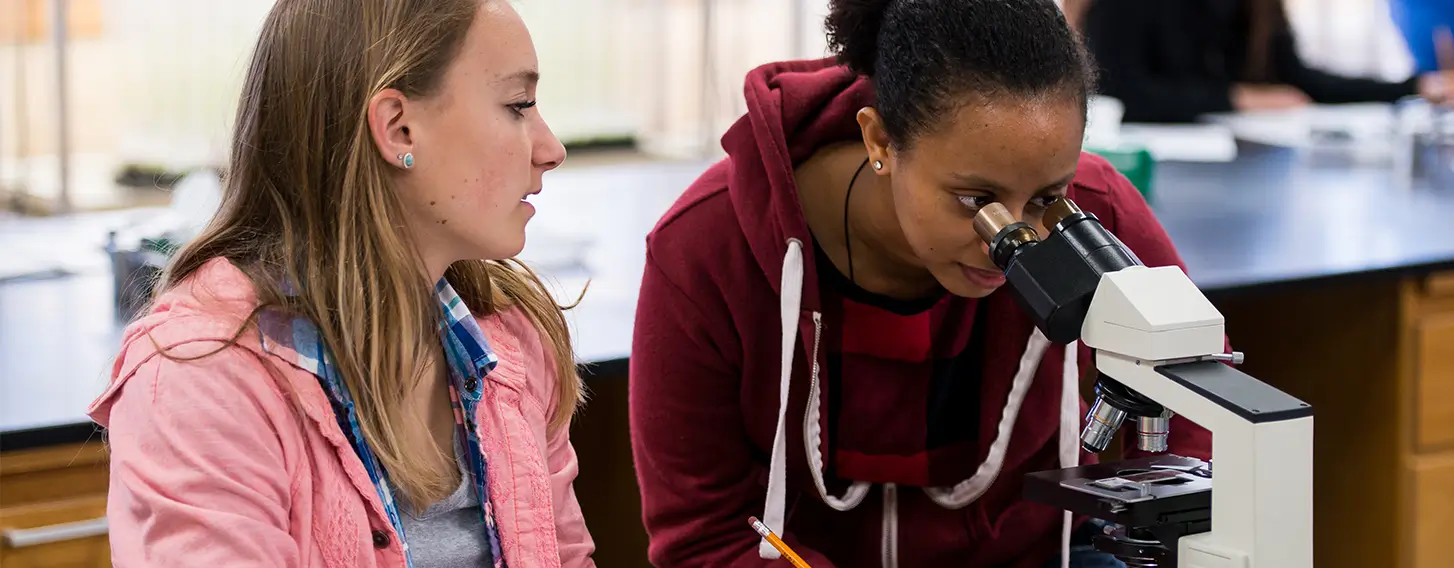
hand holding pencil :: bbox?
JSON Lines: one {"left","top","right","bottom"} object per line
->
{"left": 748, "top": 516, "right": 812, "bottom": 568}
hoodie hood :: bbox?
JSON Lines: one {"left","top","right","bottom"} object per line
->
{"left": 720, "top": 58, "right": 1084, "bottom": 567}
{"left": 723, "top": 58, "right": 867, "bottom": 307}
{"left": 89, "top": 258, "right": 301, "bottom": 428}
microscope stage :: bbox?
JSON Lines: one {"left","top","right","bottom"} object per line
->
{"left": 1024, "top": 455, "right": 1212, "bottom": 531}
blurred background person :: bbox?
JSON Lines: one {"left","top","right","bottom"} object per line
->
{"left": 1063, "top": 0, "right": 1092, "bottom": 30}
{"left": 1391, "top": 0, "right": 1454, "bottom": 74}
{"left": 1082, "top": 0, "right": 1454, "bottom": 122}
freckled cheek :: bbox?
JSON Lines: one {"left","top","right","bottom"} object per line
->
{"left": 434, "top": 174, "right": 493, "bottom": 222}
{"left": 457, "top": 164, "right": 523, "bottom": 216}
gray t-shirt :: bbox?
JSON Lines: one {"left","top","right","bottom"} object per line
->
{"left": 401, "top": 436, "right": 493, "bottom": 567}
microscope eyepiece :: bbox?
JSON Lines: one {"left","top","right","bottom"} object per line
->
{"left": 972, "top": 202, "right": 1018, "bottom": 243}
{"left": 971, "top": 198, "right": 1142, "bottom": 345}
{"left": 1042, "top": 197, "right": 1083, "bottom": 232}
{"left": 973, "top": 202, "right": 1040, "bottom": 270}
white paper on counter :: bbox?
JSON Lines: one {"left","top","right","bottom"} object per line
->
{"left": 1205, "top": 103, "right": 1398, "bottom": 148}
{"left": 1118, "top": 123, "right": 1239, "bottom": 162}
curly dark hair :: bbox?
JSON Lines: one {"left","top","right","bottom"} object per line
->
{"left": 825, "top": 0, "right": 1098, "bottom": 148}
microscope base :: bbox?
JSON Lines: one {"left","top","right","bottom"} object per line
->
{"left": 1094, "top": 524, "right": 1175, "bottom": 567}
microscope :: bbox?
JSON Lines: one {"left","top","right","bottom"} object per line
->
{"left": 972, "top": 200, "right": 1314, "bottom": 568}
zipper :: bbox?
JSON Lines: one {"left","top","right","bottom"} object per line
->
{"left": 802, "top": 311, "right": 870, "bottom": 512}
{"left": 881, "top": 483, "right": 899, "bottom": 568}
{"left": 809, "top": 312, "right": 822, "bottom": 391}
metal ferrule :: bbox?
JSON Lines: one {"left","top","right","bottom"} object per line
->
{"left": 973, "top": 202, "right": 1041, "bottom": 270}
{"left": 1081, "top": 396, "right": 1129, "bottom": 453}
{"left": 1050, "top": 211, "right": 1096, "bottom": 235}
{"left": 1135, "top": 410, "right": 1174, "bottom": 453}
{"left": 1043, "top": 197, "right": 1090, "bottom": 233}
{"left": 988, "top": 224, "right": 1040, "bottom": 269}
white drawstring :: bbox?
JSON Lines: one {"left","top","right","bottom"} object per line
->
{"left": 759, "top": 238, "right": 805, "bottom": 560}
{"left": 760, "top": 237, "right": 1082, "bottom": 564}
{"left": 922, "top": 330, "right": 1053, "bottom": 509}
{"left": 1059, "top": 341, "right": 1081, "bottom": 568}
{"left": 881, "top": 483, "right": 899, "bottom": 568}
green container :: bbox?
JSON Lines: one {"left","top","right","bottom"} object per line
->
{"left": 1087, "top": 144, "right": 1156, "bottom": 202}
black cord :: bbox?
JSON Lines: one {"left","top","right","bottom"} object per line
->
{"left": 843, "top": 157, "right": 871, "bottom": 285}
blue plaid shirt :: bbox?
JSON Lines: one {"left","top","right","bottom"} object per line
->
{"left": 258, "top": 280, "right": 507, "bottom": 567}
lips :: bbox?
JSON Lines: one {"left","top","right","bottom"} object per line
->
{"left": 960, "top": 263, "right": 1007, "bottom": 288}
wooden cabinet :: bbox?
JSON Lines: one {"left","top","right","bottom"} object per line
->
{"left": 571, "top": 368, "right": 651, "bottom": 567}
{"left": 1415, "top": 314, "right": 1454, "bottom": 451}
{"left": 0, "top": 443, "right": 110, "bottom": 568}
{"left": 1212, "top": 271, "right": 1454, "bottom": 568}
{"left": 1409, "top": 455, "right": 1454, "bottom": 568}
{"left": 1402, "top": 274, "right": 1454, "bottom": 568}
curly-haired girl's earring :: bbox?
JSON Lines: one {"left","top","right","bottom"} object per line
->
{"left": 873, "top": 160, "right": 883, "bottom": 171}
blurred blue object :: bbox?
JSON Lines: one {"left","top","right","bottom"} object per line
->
{"left": 1392, "top": 0, "right": 1454, "bottom": 73}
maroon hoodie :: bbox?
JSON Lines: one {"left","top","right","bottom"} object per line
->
{"left": 629, "top": 58, "right": 1213, "bottom": 568}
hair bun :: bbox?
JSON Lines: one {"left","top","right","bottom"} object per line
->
{"left": 825, "top": 0, "right": 894, "bottom": 76}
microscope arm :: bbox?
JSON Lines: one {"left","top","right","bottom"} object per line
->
{"left": 1083, "top": 265, "right": 1314, "bottom": 568}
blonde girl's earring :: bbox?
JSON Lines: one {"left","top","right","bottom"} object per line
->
{"left": 397, "top": 152, "right": 415, "bottom": 169}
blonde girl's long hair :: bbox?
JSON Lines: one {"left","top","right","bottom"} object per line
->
{"left": 158, "top": 0, "right": 583, "bottom": 507}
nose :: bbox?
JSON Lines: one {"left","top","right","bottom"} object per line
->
{"left": 533, "top": 118, "right": 567, "bottom": 172}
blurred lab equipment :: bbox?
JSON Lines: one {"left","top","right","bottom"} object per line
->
{"left": 1084, "top": 96, "right": 1157, "bottom": 200}
{"left": 1394, "top": 97, "right": 1454, "bottom": 189}
{"left": 1082, "top": 96, "right": 1241, "bottom": 201}
{"left": 105, "top": 168, "right": 222, "bottom": 322}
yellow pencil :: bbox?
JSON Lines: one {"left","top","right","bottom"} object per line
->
{"left": 748, "top": 516, "right": 811, "bottom": 568}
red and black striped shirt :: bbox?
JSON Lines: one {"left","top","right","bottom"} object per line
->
{"left": 815, "top": 246, "right": 993, "bottom": 488}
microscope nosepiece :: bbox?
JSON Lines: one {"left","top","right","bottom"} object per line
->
{"left": 1081, "top": 396, "right": 1128, "bottom": 453}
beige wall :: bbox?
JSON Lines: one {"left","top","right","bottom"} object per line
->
{"left": 1, "top": 0, "right": 113, "bottom": 160}
{"left": 0, "top": 0, "right": 1421, "bottom": 198}
{"left": 1, "top": 0, "right": 267, "bottom": 166}
{"left": 1, "top": 1, "right": 836, "bottom": 165}
{"left": 2, "top": 0, "right": 674, "bottom": 167}
{"left": 636, "top": 0, "right": 832, "bottom": 159}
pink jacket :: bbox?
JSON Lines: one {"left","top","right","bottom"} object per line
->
{"left": 88, "top": 258, "right": 596, "bottom": 567}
